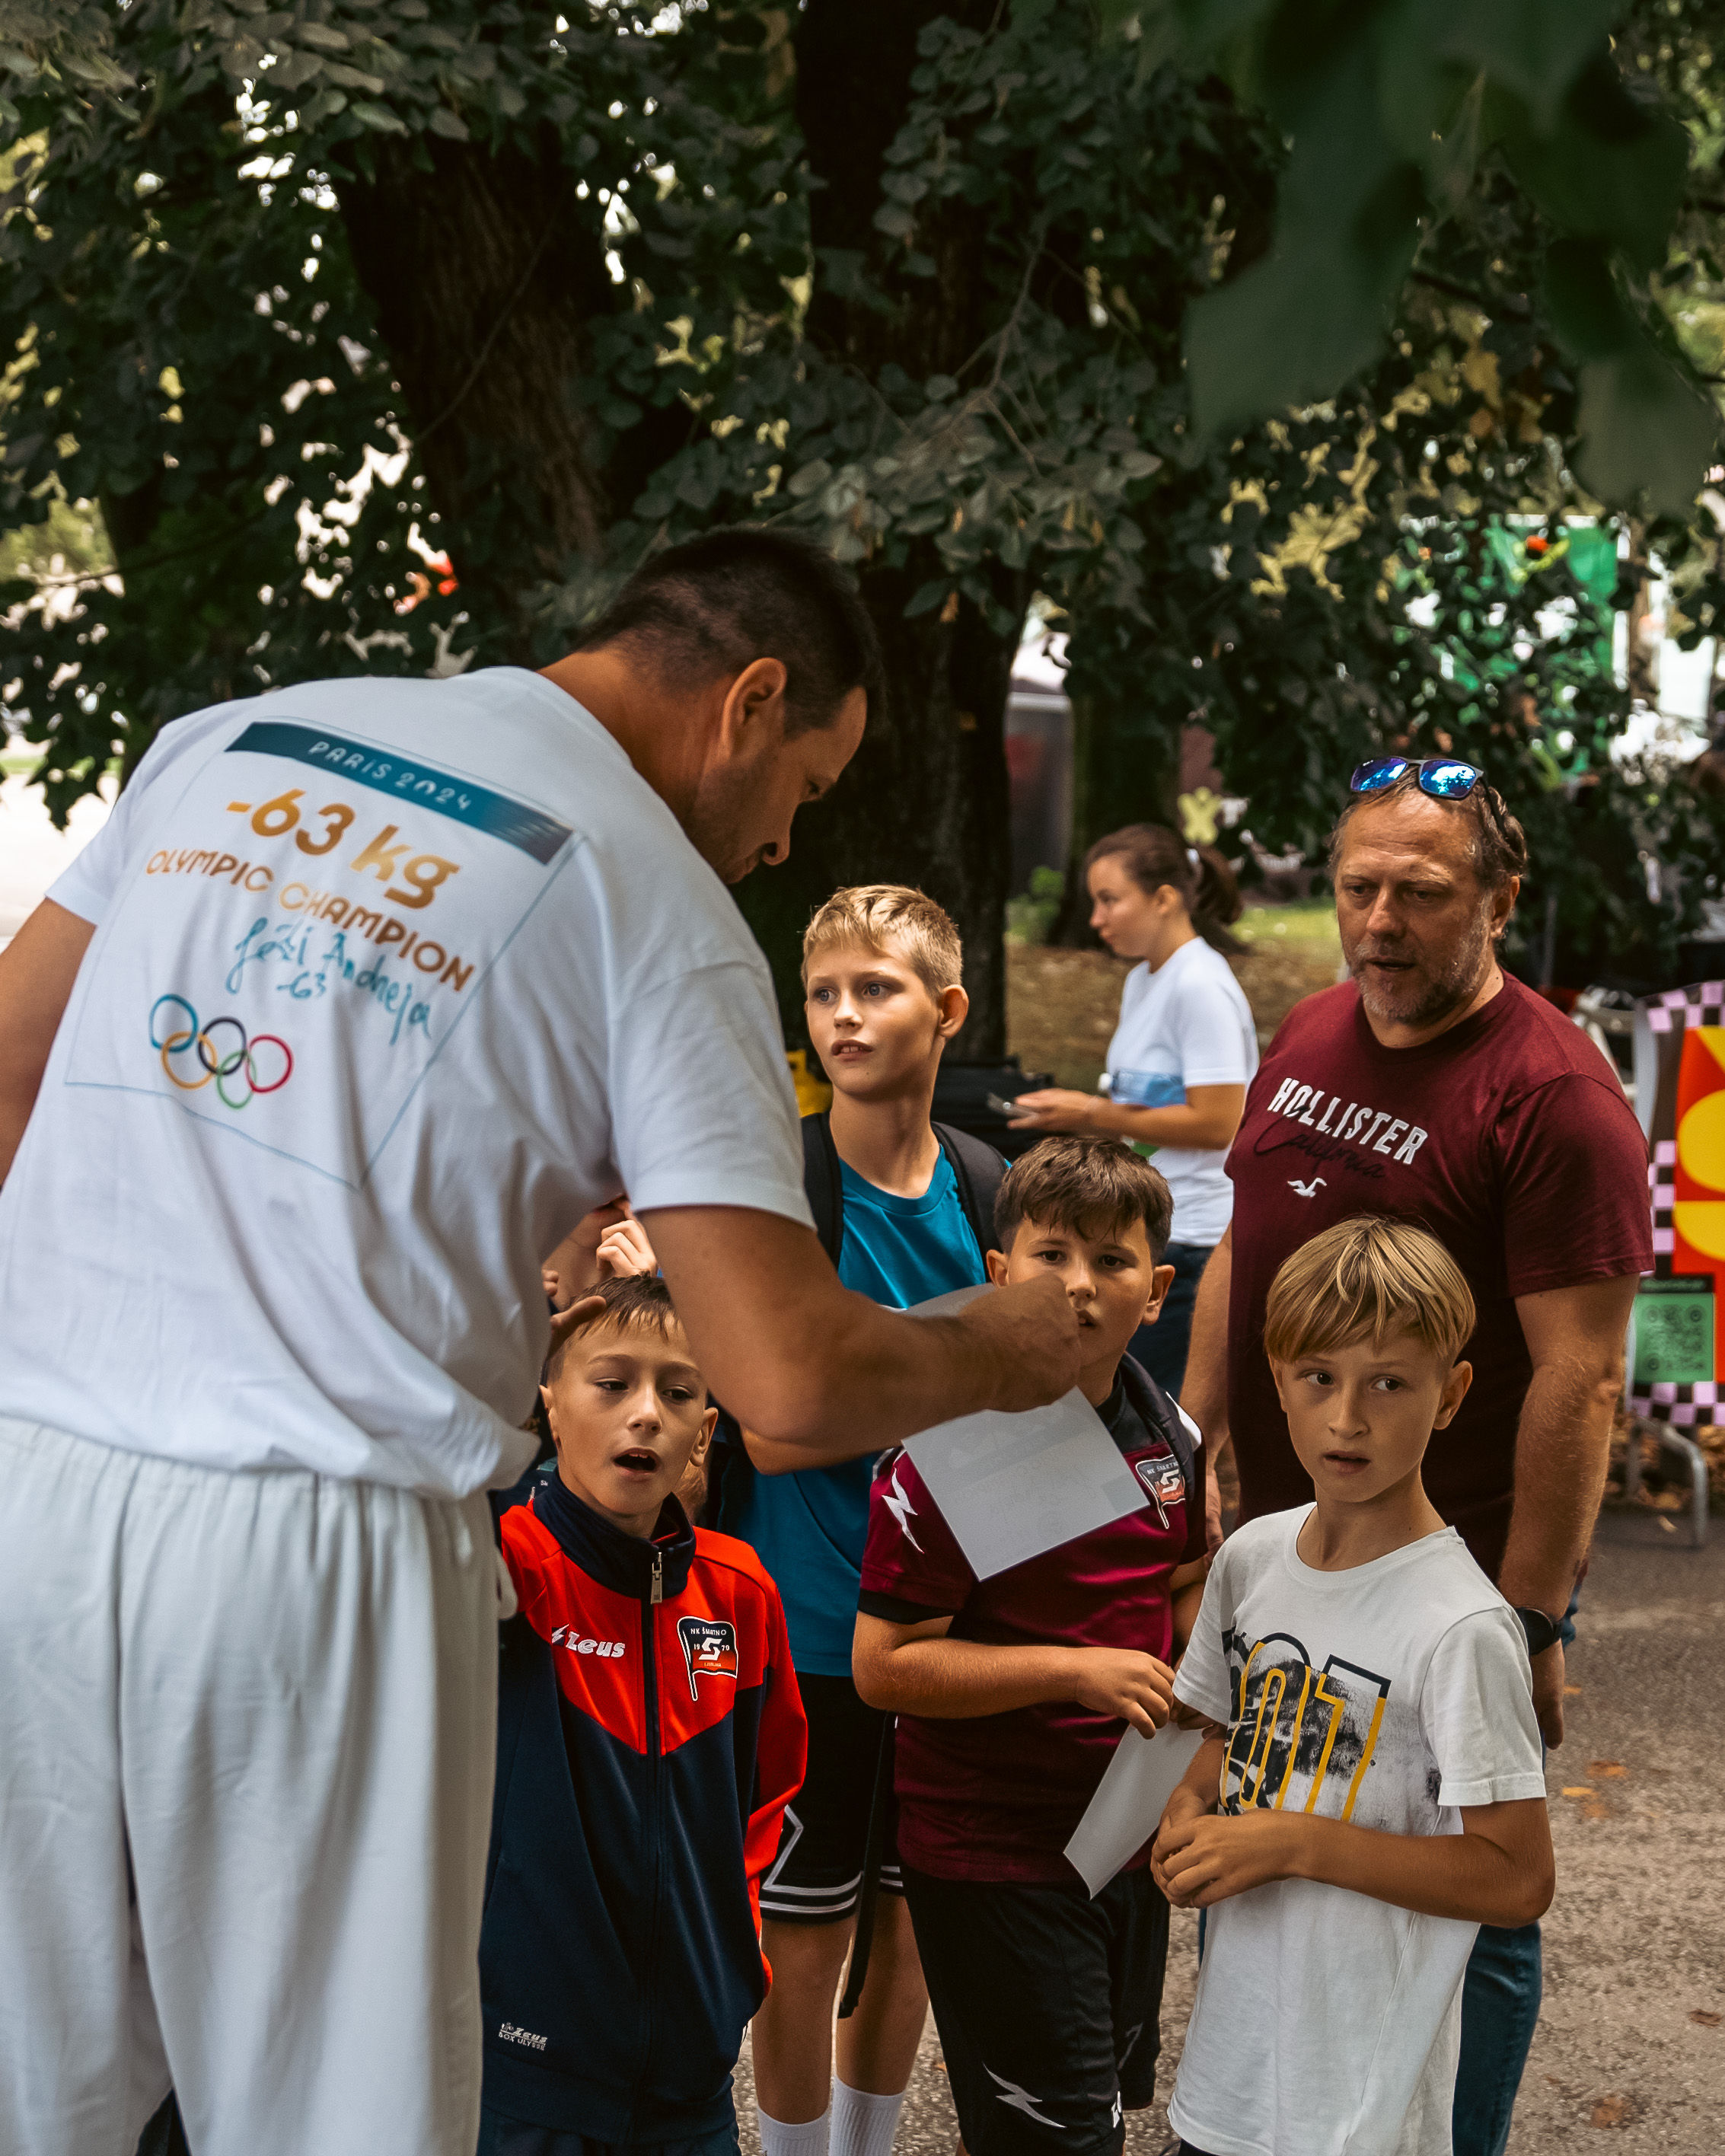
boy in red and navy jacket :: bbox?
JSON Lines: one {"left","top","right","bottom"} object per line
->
{"left": 481, "top": 1274, "right": 806, "bottom": 2156}
{"left": 854, "top": 1137, "right": 1208, "bottom": 2156}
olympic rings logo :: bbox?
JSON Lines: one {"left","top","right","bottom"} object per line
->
{"left": 148, "top": 995, "right": 294, "bottom": 1111}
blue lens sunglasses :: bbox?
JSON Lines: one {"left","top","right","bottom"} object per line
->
{"left": 1350, "top": 754, "right": 1513, "bottom": 847}
{"left": 1350, "top": 754, "right": 1482, "bottom": 800}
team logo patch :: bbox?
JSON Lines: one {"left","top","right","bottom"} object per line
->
{"left": 1134, "top": 1452, "right": 1185, "bottom": 1529}
{"left": 678, "top": 1615, "right": 739, "bottom": 1700}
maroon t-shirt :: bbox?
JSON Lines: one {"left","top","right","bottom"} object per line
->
{"left": 858, "top": 1370, "right": 1207, "bottom": 1884}
{"left": 1226, "top": 974, "right": 1651, "bottom": 1579}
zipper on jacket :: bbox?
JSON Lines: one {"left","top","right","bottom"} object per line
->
{"left": 632, "top": 1551, "right": 666, "bottom": 2135}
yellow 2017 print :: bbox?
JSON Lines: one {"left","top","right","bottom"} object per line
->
{"left": 1222, "top": 1632, "right": 1390, "bottom": 1823}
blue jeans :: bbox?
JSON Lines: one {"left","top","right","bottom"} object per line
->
{"left": 1451, "top": 1591, "right": 1575, "bottom": 2154}
{"left": 1129, "top": 1240, "right": 1211, "bottom": 1399}
{"left": 1453, "top": 1921, "right": 1542, "bottom": 2156}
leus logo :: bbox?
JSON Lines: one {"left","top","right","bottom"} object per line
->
{"left": 678, "top": 1615, "right": 739, "bottom": 1701}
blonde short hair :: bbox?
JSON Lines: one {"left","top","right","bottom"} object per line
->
{"left": 1264, "top": 1216, "right": 1475, "bottom": 1367}
{"left": 800, "top": 885, "right": 963, "bottom": 998}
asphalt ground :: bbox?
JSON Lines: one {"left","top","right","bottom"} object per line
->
{"left": 735, "top": 1508, "right": 1725, "bottom": 2156}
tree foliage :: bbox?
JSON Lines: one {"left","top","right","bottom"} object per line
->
{"left": 3, "top": 0, "right": 1724, "bottom": 1030}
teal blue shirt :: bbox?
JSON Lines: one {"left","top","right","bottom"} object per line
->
{"left": 721, "top": 1147, "right": 989, "bottom": 1675}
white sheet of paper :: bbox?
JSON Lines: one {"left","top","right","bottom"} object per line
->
{"left": 1064, "top": 1724, "right": 1207, "bottom": 1897}
{"left": 902, "top": 1385, "right": 1149, "bottom": 1580}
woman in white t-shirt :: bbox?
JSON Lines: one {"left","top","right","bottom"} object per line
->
{"left": 1008, "top": 823, "right": 1257, "bottom": 1395}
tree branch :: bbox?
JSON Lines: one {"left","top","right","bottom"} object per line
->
{"left": 1409, "top": 269, "right": 1532, "bottom": 321}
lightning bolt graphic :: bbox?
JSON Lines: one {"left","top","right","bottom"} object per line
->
{"left": 985, "top": 2068, "right": 1066, "bottom": 2129}
{"left": 882, "top": 1462, "right": 923, "bottom": 1552}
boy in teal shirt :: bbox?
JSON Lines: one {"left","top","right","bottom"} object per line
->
{"left": 722, "top": 885, "right": 998, "bottom": 2156}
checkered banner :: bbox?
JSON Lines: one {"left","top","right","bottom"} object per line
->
{"left": 1633, "top": 984, "right": 1725, "bottom": 1424}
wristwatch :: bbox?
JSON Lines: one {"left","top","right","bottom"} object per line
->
{"left": 1514, "top": 1606, "right": 1564, "bottom": 1657}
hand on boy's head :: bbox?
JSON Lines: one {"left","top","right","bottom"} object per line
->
{"left": 804, "top": 942, "right": 966, "bottom": 1097}
{"left": 547, "top": 1293, "right": 607, "bottom": 1359}
{"left": 544, "top": 1200, "right": 636, "bottom": 1309}
{"left": 595, "top": 1214, "right": 657, "bottom": 1280}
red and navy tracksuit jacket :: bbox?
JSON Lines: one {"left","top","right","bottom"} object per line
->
{"left": 481, "top": 1472, "right": 807, "bottom": 2138}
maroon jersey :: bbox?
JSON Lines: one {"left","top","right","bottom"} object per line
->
{"left": 859, "top": 1362, "right": 1206, "bottom": 1884}
{"left": 1226, "top": 974, "right": 1651, "bottom": 1578}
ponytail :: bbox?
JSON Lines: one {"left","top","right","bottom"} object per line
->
{"left": 1083, "top": 824, "right": 1244, "bottom": 953}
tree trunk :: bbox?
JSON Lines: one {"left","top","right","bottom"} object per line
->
{"left": 1047, "top": 675, "right": 1185, "bottom": 946}
{"left": 336, "top": 128, "right": 618, "bottom": 659}
{"left": 740, "top": 0, "right": 1025, "bottom": 1057}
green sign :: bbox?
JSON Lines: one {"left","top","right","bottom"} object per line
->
{"left": 1632, "top": 1279, "right": 1716, "bottom": 1389}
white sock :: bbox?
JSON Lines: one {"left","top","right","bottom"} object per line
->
{"left": 831, "top": 2080, "right": 906, "bottom": 2156}
{"left": 758, "top": 2101, "right": 831, "bottom": 2156}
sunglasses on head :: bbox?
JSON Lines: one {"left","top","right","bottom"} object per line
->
{"left": 1350, "top": 756, "right": 1484, "bottom": 801}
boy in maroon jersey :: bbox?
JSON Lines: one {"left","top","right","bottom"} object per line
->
{"left": 853, "top": 1137, "right": 1208, "bottom": 2156}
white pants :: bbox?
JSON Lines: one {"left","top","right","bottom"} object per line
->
{"left": 0, "top": 1417, "right": 498, "bottom": 2156}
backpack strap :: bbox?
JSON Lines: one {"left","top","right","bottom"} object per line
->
{"left": 800, "top": 1110, "right": 846, "bottom": 1268}
{"left": 932, "top": 1121, "right": 1007, "bottom": 1264}
{"left": 1120, "top": 1354, "right": 1200, "bottom": 1515}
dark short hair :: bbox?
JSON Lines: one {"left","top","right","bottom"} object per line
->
{"left": 544, "top": 1274, "right": 686, "bottom": 1381}
{"left": 576, "top": 525, "right": 887, "bottom": 736}
{"left": 1328, "top": 767, "right": 1528, "bottom": 891}
{"left": 993, "top": 1136, "right": 1174, "bottom": 1260}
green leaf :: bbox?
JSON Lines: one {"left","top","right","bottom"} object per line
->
{"left": 786, "top": 459, "right": 833, "bottom": 498}
{"left": 872, "top": 203, "right": 917, "bottom": 239}
{"left": 351, "top": 100, "right": 409, "bottom": 134}
{"left": 1542, "top": 239, "right": 1635, "bottom": 362}
{"left": 904, "top": 578, "right": 952, "bottom": 616}
{"left": 426, "top": 104, "right": 469, "bottom": 142}
{"left": 297, "top": 22, "right": 352, "bottom": 53}
{"left": 1406, "top": 0, "right": 1621, "bottom": 136}
{"left": 1572, "top": 346, "right": 1720, "bottom": 518}
{"left": 1494, "top": 53, "right": 1688, "bottom": 275}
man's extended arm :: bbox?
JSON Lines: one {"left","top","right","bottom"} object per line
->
{"left": 641, "top": 1204, "right": 1079, "bottom": 1459}
{"left": 1178, "top": 1225, "right": 1232, "bottom": 1553}
{"left": 0, "top": 901, "right": 94, "bottom": 1183}
{"left": 1500, "top": 1273, "right": 1637, "bottom": 1749}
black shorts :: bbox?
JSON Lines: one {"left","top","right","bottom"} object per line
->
{"left": 476, "top": 2109, "right": 738, "bottom": 2156}
{"left": 759, "top": 1672, "right": 903, "bottom": 1925}
{"left": 903, "top": 1864, "right": 1170, "bottom": 2156}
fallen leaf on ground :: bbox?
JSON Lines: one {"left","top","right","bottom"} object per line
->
{"left": 1564, "top": 1684, "right": 1583, "bottom": 1696}
{"left": 1692, "top": 2009, "right": 1721, "bottom": 2027}
{"left": 1580, "top": 1798, "right": 1613, "bottom": 1820}
{"left": 1562, "top": 1786, "right": 1595, "bottom": 1797}
{"left": 1589, "top": 2092, "right": 1631, "bottom": 2127}
{"left": 1589, "top": 1761, "right": 1628, "bottom": 1778}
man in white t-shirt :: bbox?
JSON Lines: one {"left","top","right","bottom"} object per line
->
{"left": 0, "top": 528, "right": 1077, "bottom": 2156}
{"left": 1153, "top": 1216, "right": 1550, "bottom": 2156}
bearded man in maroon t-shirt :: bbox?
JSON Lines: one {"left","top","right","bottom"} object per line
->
{"left": 1180, "top": 763, "right": 1650, "bottom": 2156}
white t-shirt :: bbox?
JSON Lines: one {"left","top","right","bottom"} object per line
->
{"left": 1102, "top": 936, "right": 1257, "bottom": 1246}
{"left": 0, "top": 669, "right": 812, "bottom": 1497}
{"left": 1169, "top": 1508, "right": 1545, "bottom": 2156}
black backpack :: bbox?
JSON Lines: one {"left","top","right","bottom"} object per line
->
{"left": 798, "top": 1109, "right": 1007, "bottom": 1271}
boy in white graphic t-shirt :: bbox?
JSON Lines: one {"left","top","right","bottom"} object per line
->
{"left": 1155, "top": 1217, "right": 1551, "bottom": 2156}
